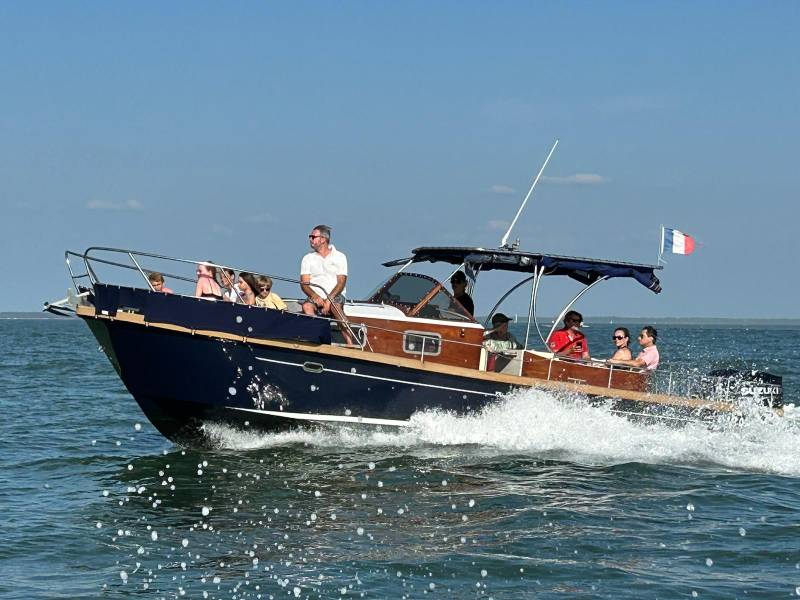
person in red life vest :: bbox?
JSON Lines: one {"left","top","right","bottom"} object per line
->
{"left": 548, "top": 310, "right": 590, "bottom": 360}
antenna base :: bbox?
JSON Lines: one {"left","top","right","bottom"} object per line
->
{"left": 500, "top": 238, "right": 521, "bottom": 251}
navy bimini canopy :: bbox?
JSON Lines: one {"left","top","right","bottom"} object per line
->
{"left": 383, "top": 247, "right": 662, "bottom": 294}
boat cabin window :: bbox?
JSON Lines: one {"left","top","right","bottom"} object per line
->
{"left": 366, "top": 273, "right": 474, "bottom": 322}
{"left": 403, "top": 331, "right": 442, "bottom": 356}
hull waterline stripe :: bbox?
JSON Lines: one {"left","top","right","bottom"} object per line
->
{"left": 254, "top": 356, "right": 501, "bottom": 398}
{"left": 227, "top": 406, "right": 411, "bottom": 427}
{"left": 227, "top": 406, "right": 703, "bottom": 431}
{"left": 607, "top": 408, "right": 705, "bottom": 424}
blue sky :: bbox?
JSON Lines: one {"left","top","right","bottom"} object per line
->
{"left": 2, "top": 2, "right": 798, "bottom": 317}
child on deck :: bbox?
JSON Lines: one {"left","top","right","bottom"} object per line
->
{"left": 254, "top": 276, "right": 287, "bottom": 311}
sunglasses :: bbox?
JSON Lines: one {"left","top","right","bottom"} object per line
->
{"left": 309, "top": 234, "right": 323, "bottom": 239}
{"left": 259, "top": 286, "right": 271, "bottom": 291}
{"left": 612, "top": 335, "right": 626, "bottom": 340}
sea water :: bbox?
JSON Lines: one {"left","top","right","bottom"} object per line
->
{"left": 1, "top": 319, "right": 800, "bottom": 598}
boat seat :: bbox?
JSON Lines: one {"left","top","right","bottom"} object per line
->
{"left": 528, "top": 349, "right": 555, "bottom": 360}
{"left": 487, "top": 348, "right": 553, "bottom": 374}
{"left": 284, "top": 299, "right": 305, "bottom": 314}
{"left": 492, "top": 349, "right": 526, "bottom": 374}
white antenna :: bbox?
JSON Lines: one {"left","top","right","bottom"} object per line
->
{"left": 500, "top": 139, "right": 559, "bottom": 248}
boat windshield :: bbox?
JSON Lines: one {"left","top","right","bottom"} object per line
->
{"left": 365, "top": 273, "right": 474, "bottom": 322}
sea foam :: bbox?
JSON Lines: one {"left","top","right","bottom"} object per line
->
{"left": 203, "top": 388, "right": 800, "bottom": 477}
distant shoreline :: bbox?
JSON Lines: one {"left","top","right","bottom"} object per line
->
{"left": 507, "top": 316, "right": 800, "bottom": 326}
{"left": 586, "top": 316, "right": 800, "bottom": 326}
{"left": 0, "top": 312, "right": 73, "bottom": 320}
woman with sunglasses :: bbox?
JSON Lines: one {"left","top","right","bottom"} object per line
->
{"left": 609, "top": 327, "right": 632, "bottom": 361}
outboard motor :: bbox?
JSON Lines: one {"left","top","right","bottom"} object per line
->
{"left": 701, "top": 369, "right": 783, "bottom": 409}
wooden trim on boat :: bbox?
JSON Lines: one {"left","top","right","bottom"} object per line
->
{"left": 75, "top": 304, "right": 736, "bottom": 413}
{"left": 349, "top": 315, "right": 484, "bottom": 369}
{"left": 408, "top": 282, "right": 445, "bottom": 317}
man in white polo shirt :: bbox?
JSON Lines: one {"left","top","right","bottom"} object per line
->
{"left": 300, "top": 224, "right": 348, "bottom": 318}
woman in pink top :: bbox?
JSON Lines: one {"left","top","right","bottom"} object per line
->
{"left": 195, "top": 262, "right": 222, "bottom": 299}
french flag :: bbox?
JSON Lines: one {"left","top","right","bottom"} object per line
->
{"left": 662, "top": 227, "right": 696, "bottom": 255}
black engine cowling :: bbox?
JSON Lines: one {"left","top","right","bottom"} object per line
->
{"left": 701, "top": 369, "right": 783, "bottom": 409}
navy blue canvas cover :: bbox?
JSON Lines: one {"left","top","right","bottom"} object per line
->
{"left": 384, "top": 247, "right": 662, "bottom": 293}
{"left": 92, "top": 284, "right": 332, "bottom": 343}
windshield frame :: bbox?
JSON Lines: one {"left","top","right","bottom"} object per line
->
{"left": 363, "top": 272, "right": 475, "bottom": 323}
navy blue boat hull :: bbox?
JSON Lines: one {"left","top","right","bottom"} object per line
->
{"left": 87, "top": 317, "right": 514, "bottom": 444}
{"left": 81, "top": 308, "right": 727, "bottom": 446}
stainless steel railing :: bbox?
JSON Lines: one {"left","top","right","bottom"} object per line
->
{"left": 64, "top": 246, "right": 366, "bottom": 347}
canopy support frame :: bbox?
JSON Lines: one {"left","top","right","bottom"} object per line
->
{"left": 545, "top": 276, "right": 609, "bottom": 345}
{"left": 531, "top": 264, "right": 548, "bottom": 347}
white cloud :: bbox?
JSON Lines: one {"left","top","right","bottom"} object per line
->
{"left": 541, "top": 173, "right": 609, "bottom": 185}
{"left": 596, "top": 94, "right": 671, "bottom": 113}
{"left": 487, "top": 219, "right": 510, "bottom": 231}
{"left": 481, "top": 97, "right": 562, "bottom": 125}
{"left": 85, "top": 199, "right": 144, "bottom": 211}
{"left": 211, "top": 224, "right": 234, "bottom": 236}
{"left": 489, "top": 184, "right": 516, "bottom": 195}
{"left": 245, "top": 212, "right": 275, "bottom": 224}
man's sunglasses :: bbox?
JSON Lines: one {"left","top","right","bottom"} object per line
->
{"left": 309, "top": 234, "right": 323, "bottom": 239}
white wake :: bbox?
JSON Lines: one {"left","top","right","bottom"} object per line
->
{"left": 202, "top": 388, "right": 800, "bottom": 476}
